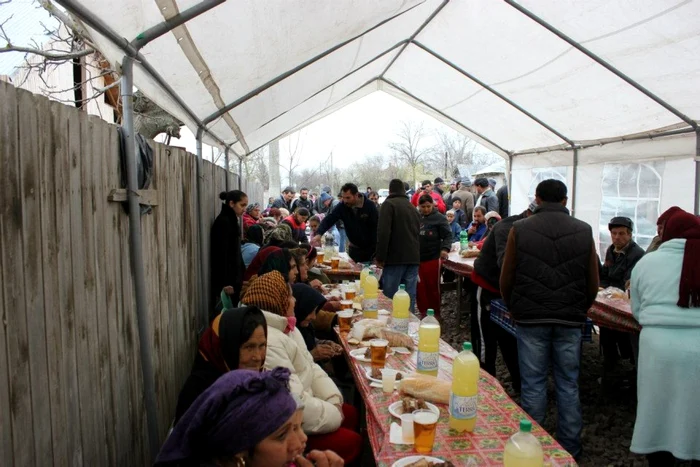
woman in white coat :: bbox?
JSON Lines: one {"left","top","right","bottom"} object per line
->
{"left": 241, "top": 271, "right": 362, "bottom": 465}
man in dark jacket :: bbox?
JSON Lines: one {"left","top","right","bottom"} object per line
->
{"left": 474, "top": 177, "right": 499, "bottom": 214}
{"left": 291, "top": 187, "right": 314, "bottom": 214}
{"left": 497, "top": 183, "right": 509, "bottom": 219}
{"left": 470, "top": 202, "right": 536, "bottom": 386}
{"left": 376, "top": 179, "right": 420, "bottom": 311}
{"left": 417, "top": 194, "right": 452, "bottom": 318}
{"left": 272, "top": 186, "right": 295, "bottom": 211}
{"left": 599, "top": 217, "right": 645, "bottom": 370}
{"left": 500, "top": 180, "right": 599, "bottom": 459}
{"left": 313, "top": 183, "right": 378, "bottom": 263}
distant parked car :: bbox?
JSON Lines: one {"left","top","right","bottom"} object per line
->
{"left": 378, "top": 189, "right": 389, "bottom": 204}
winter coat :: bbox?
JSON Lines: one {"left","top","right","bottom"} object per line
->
{"left": 291, "top": 197, "right": 315, "bottom": 214}
{"left": 210, "top": 204, "right": 245, "bottom": 313}
{"left": 258, "top": 310, "right": 344, "bottom": 434}
{"left": 500, "top": 203, "right": 599, "bottom": 326}
{"left": 451, "top": 188, "right": 475, "bottom": 223}
{"left": 411, "top": 190, "right": 446, "bottom": 214}
{"left": 473, "top": 211, "right": 527, "bottom": 291}
{"left": 419, "top": 210, "right": 452, "bottom": 262}
{"left": 375, "top": 193, "right": 421, "bottom": 266}
{"left": 449, "top": 220, "right": 462, "bottom": 243}
{"left": 497, "top": 185, "right": 509, "bottom": 219}
{"left": 272, "top": 195, "right": 292, "bottom": 211}
{"left": 242, "top": 212, "right": 259, "bottom": 232}
{"left": 630, "top": 239, "right": 700, "bottom": 460}
{"left": 281, "top": 215, "right": 308, "bottom": 244}
{"left": 468, "top": 222, "right": 487, "bottom": 242}
{"left": 599, "top": 241, "right": 645, "bottom": 290}
{"left": 475, "top": 188, "right": 499, "bottom": 214}
{"left": 318, "top": 195, "right": 377, "bottom": 253}
{"left": 453, "top": 208, "right": 468, "bottom": 230}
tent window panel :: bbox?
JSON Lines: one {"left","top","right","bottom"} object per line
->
{"left": 599, "top": 161, "right": 664, "bottom": 253}
{"left": 527, "top": 166, "right": 568, "bottom": 202}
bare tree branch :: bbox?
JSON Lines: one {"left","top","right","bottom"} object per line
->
{"left": 388, "top": 120, "right": 429, "bottom": 187}
{"left": 0, "top": 44, "right": 94, "bottom": 60}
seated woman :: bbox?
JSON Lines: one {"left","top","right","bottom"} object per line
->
{"left": 630, "top": 209, "right": 700, "bottom": 466}
{"left": 241, "top": 224, "right": 264, "bottom": 268}
{"left": 242, "top": 202, "right": 262, "bottom": 235}
{"left": 292, "top": 283, "right": 343, "bottom": 362}
{"left": 290, "top": 245, "right": 324, "bottom": 290}
{"left": 157, "top": 367, "right": 343, "bottom": 467}
{"left": 244, "top": 244, "right": 298, "bottom": 283}
{"left": 282, "top": 207, "right": 310, "bottom": 243}
{"left": 173, "top": 306, "right": 267, "bottom": 424}
{"left": 241, "top": 272, "right": 361, "bottom": 465}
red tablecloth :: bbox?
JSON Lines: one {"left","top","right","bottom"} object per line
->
{"left": 442, "top": 250, "right": 475, "bottom": 277}
{"left": 589, "top": 297, "right": 640, "bottom": 333}
{"left": 338, "top": 297, "right": 577, "bottom": 466}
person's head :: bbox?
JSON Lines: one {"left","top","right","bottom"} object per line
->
{"left": 661, "top": 210, "right": 700, "bottom": 308}
{"left": 389, "top": 179, "right": 405, "bottom": 195}
{"left": 608, "top": 217, "right": 634, "bottom": 250}
{"left": 320, "top": 191, "right": 332, "bottom": 207}
{"left": 446, "top": 209, "right": 456, "bottom": 224}
{"left": 488, "top": 178, "right": 497, "bottom": 190}
{"left": 299, "top": 188, "right": 309, "bottom": 200}
{"left": 269, "top": 207, "right": 282, "bottom": 221}
{"left": 434, "top": 177, "right": 445, "bottom": 190}
{"left": 294, "top": 207, "right": 310, "bottom": 224}
{"left": 282, "top": 186, "right": 295, "bottom": 202}
{"left": 534, "top": 179, "right": 568, "bottom": 206}
{"left": 452, "top": 198, "right": 462, "bottom": 210}
{"left": 268, "top": 197, "right": 275, "bottom": 204}
{"left": 421, "top": 180, "right": 433, "bottom": 193}
{"left": 264, "top": 223, "right": 294, "bottom": 247}
{"left": 246, "top": 202, "right": 261, "bottom": 219}
{"left": 473, "top": 205, "right": 487, "bottom": 225}
{"left": 418, "top": 194, "right": 434, "bottom": 216}
{"left": 290, "top": 246, "right": 311, "bottom": 282}
{"left": 155, "top": 368, "right": 306, "bottom": 467}
{"left": 368, "top": 191, "right": 379, "bottom": 204}
{"left": 279, "top": 208, "right": 290, "bottom": 218}
{"left": 450, "top": 180, "right": 458, "bottom": 192}
{"left": 246, "top": 224, "right": 264, "bottom": 247}
{"left": 243, "top": 271, "right": 295, "bottom": 317}
{"left": 460, "top": 177, "right": 472, "bottom": 189}
{"left": 656, "top": 206, "right": 683, "bottom": 238}
{"left": 484, "top": 211, "right": 502, "bottom": 231}
{"left": 219, "top": 190, "right": 248, "bottom": 216}
{"left": 308, "top": 215, "right": 321, "bottom": 232}
{"left": 474, "top": 178, "right": 490, "bottom": 194}
{"left": 305, "top": 246, "right": 318, "bottom": 268}
{"left": 292, "top": 283, "right": 327, "bottom": 328}
{"left": 366, "top": 186, "right": 372, "bottom": 192}
{"left": 259, "top": 249, "right": 298, "bottom": 283}
{"left": 340, "top": 183, "right": 360, "bottom": 207}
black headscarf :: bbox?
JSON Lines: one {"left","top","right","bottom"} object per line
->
{"left": 258, "top": 248, "right": 293, "bottom": 279}
{"left": 292, "top": 283, "right": 327, "bottom": 351}
{"left": 246, "top": 224, "right": 264, "bottom": 246}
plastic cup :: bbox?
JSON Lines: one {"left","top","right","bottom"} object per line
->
{"left": 316, "top": 249, "right": 325, "bottom": 263}
{"left": 369, "top": 338, "right": 389, "bottom": 369}
{"left": 401, "top": 414, "right": 415, "bottom": 443}
{"left": 340, "top": 300, "right": 353, "bottom": 311}
{"left": 338, "top": 310, "right": 353, "bottom": 334}
{"left": 380, "top": 368, "right": 397, "bottom": 393}
{"left": 413, "top": 409, "right": 439, "bottom": 453}
{"left": 344, "top": 289, "right": 356, "bottom": 300}
{"left": 331, "top": 257, "right": 340, "bottom": 270}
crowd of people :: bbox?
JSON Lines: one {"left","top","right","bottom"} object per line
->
{"left": 160, "top": 175, "right": 699, "bottom": 466}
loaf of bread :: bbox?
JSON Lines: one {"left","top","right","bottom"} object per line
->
{"left": 400, "top": 373, "right": 451, "bottom": 404}
{"left": 349, "top": 319, "right": 385, "bottom": 341}
{"left": 380, "top": 329, "right": 415, "bottom": 350}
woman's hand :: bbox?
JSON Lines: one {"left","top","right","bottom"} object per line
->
{"left": 309, "top": 279, "right": 324, "bottom": 290}
{"left": 295, "top": 450, "right": 344, "bottom": 467}
{"left": 223, "top": 286, "right": 234, "bottom": 295}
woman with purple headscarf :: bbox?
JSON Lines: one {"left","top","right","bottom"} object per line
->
{"left": 156, "top": 368, "right": 343, "bottom": 467}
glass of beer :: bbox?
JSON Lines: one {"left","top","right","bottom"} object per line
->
{"left": 344, "top": 288, "right": 356, "bottom": 300}
{"left": 338, "top": 310, "right": 353, "bottom": 334}
{"left": 316, "top": 249, "right": 325, "bottom": 264}
{"left": 413, "top": 409, "right": 439, "bottom": 453}
{"left": 369, "top": 338, "right": 388, "bottom": 370}
{"left": 331, "top": 256, "right": 340, "bottom": 270}
{"left": 340, "top": 299, "right": 353, "bottom": 311}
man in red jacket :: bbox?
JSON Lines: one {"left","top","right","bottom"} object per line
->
{"left": 411, "top": 180, "right": 446, "bottom": 213}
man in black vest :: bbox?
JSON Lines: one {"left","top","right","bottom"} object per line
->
{"left": 500, "top": 180, "right": 599, "bottom": 459}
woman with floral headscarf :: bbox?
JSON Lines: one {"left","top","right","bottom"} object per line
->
{"left": 630, "top": 209, "right": 700, "bottom": 465}
{"left": 241, "top": 272, "right": 361, "bottom": 464}
{"left": 242, "top": 202, "right": 262, "bottom": 234}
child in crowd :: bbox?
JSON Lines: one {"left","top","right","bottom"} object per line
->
{"left": 446, "top": 209, "right": 462, "bottom": 243}
{"left": 452, "top": 198, "right": 468, "bottom": 229}
{"left": 308, "top": 215, "right": 322, "bottom": 247}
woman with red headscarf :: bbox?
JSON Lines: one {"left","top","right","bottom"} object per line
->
{"left": 630, "top": 209, "right": 700, "bottom": 465}
{"left": 646, "top": 206, "right": 683, "bottom": 253}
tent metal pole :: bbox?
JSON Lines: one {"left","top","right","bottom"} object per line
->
{"left": 571, "top": 147, "right": 579, "bottom": 217}
{"left": 196, "top": 127, "right": 208, "bottom": 329}
{"left": 695, "top": 130, "right": 700, "bottom": 215}
{"left": 224, "top": 147, "right": 230, "bottom": 190}
{"left": 120, "top": 56, "right": 160, "bottom": 461}
{"left": 504, "top": 0, "right": 697, "bottom": 130}
{"left": 238, "top": 157, "right": 243, "bottom": 191}
{"left": 507, "top": 152, "right": 514, "bottom": 214}
{"left": 412, "top": 40, "right": 575, "bottom": 146}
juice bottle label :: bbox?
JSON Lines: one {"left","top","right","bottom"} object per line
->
{"left": 416, "top": 351, "right": 439, "bottom": 372}
{"left": 391, "top": 317, "right": 409, "bottom": 334}
{"left": 362, "top": 297, "right": 377, "bottom": 312}
{"left": 449, "top": 393, "right": 477, "bottom": 420}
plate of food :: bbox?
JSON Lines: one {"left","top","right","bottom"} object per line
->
{"left": 391, "top": 456, "right": 451, "bottom": 467}
{"left": 388, "top": 397, "right": 440, "bottom": 419}
{"left": 365, "top": 366, "right": 405, "bottom": 383}
{"left": 349, "top": 347, "right": 393, "bottom": 362}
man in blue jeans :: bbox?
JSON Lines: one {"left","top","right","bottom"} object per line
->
{"left": 500, "top": 179, "right": 599, "bottom": 459}
{"left": 375, "top": 178, "right": 421, "bottom": 311}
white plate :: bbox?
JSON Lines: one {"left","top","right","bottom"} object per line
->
{"left": 388, "top": 401, "right": 440, "bottom": 419}
{"left": 391, "top": 456, "right": 445, "bottom": 467}
{"left": 364, "top": 367, "right": 405, "bottom": 383}
{"left": 350, "top": 347, "right": 393, "bottom": 362}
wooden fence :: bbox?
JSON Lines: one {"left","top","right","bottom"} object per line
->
{"left": 0, "top": 80, "right": 263, "bottom": 466}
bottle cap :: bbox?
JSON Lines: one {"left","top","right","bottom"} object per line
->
{"left": 369, "top": 270, "right": 374, "bottom": 276}
{"left": 427, "top": 309, "right": 434, "bottom": 316}
{"left": 463, "top": 342, "right": 472, "bottom": 351}
{"left": 399, "top": 284, "right": 405, "bottom": 290}
{"left": 519, "top": 419, "right": 532, "bottom": 433}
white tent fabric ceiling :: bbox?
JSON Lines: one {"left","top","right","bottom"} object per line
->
{"left": 67, "top": 0, "right": 700, "bottom": 158}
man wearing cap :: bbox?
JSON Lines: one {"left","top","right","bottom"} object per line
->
{"left": 474, "top": 177, "right": 499, "bottom": 214}
{"left": 411, "top": 180, "right": 446, "bottom": 213}
{"left": 433, "top": 177, "right": 446, "bottom": 196}
{"left": 599, "top": 216, "right": 645, "bottom": 370}
{"left": 452, "top": 178, "right": 475, "bottom": 224}
{"left": 272, "top": 186, "right": 296, "bottom": 211}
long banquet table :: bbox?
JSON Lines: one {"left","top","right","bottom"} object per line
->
{"left": 336, "top": 294, "right": 577, "bottom": 466}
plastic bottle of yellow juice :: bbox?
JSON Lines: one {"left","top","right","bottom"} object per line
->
{"left": 416, "top": 309, "right": 440, "bottom": 376}
{"left": 391, "top": 284, "right": 410, "bottom": 334}
{"left": 362, "top": 270, "right": 378, "bottom": 319}
{"left": 504, "top": 419, "right": 544, "bottom": 467}
{"left": 360, "top": 263, "right": 371, "bottom": 295}
{"left": 449, "top": 341, "right": 480, "bottom": 432}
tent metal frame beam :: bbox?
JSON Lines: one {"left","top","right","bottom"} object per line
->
{"left": 504, "top": 0, "right": 698, "bottom": 131}
{"left": 412, "top": 40, "right": 576, "bottom": 148}
{"left": 380, "top": 77, "right": 511, "bottom": 156}
{"left": 696, "top": 130, "right": 700, "bottom": 215}
{"left": 200, "top": 3, "right": 424, "bottom": 129}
